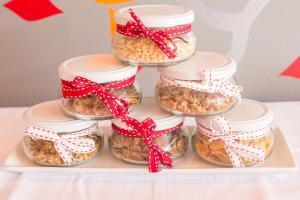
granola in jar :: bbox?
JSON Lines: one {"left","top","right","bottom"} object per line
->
{"left": 192, "top": 99, "right": 274, "bottom": 167}
{"left": 58, "top": 54, "right": 141, "bottom": 120}
{"left": 23, "top": 100, "right": 103, "bottom": 166}
{"left": 156, "top": 52, "right": 243, "bottom": 116}
{"left": 112, "top": 5, "right": 196, "bottom": 66}
{"left": 109, "top": 98, "right": 188, "bottom": 165}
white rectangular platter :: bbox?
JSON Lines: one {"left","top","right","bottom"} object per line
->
{"left": 2, "top": 127, "right": 297, "bottom": 178}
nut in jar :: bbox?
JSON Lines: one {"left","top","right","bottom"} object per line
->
{"left": 112, "top": 5, "right": 196, "bottom": 66}
{"left": 23, "top": 100, "right": 104, "bottom": 166}
{"left": 156, "top": 52, "right": 243, "bottom": 116}
{"left": 192, "top": 99, "right": 275, "bottom": 167}
{"left": 59, "top": 54, "right": 142, "bottom": 120}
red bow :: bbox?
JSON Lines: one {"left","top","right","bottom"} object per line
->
{"left": 116, "top": 9, "right": 191, "bottom": 59}
{"left": 61, "top": 76, "right": 136, "bottom": 118}
{"left": 112, "top": 117, "right": 183, "bottom": 172}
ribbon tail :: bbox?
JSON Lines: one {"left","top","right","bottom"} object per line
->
{"left": 148, "top": 148, "right": 160, "bottom": 173}
{"left": 225, "top": 145, "right": 244, "bottom": 168}
{"left": 229, "top": 143, "right": 265, "bottom": 164}
{"left": 153, "top": 144, "right": 173, "bottom": 169}
{"left": 54, "top": 143, "right": 75, "bottom": 165}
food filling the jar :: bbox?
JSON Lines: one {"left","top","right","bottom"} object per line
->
{"left": 62, "top": 85, "right": 141, "bottom": 117}
{"left": 192, "top": 132, "right": 274, "bottom": 166}
{"left": 112, "top": 35, "right": 195, "bottom": 65}
{"left": 156, "top": 84, "right": 236, "bottom": 115}
{"left": 24, "top": 135, "right": 102, "bottom": 166}
{"left": 109, "top": 129, "right": 188, "bottom": 163}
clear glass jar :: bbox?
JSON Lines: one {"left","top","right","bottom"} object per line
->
{"left": 192, "top": 127, "right": 274, "bottom": 167}
{"left": 22, "top": 100, "right": 104, "bottom": 167}
{"left": 23, "top": 127, "right": 103, "bottom": 167}
{"left": 155, "top": 51, "right": 242, "bottom": 116}
{"left": 58, "top": 54, "right": 142, "bottom": 120}
{"left": 112, "top": 31, "right": 196, "bottom": 66}
{"left": 60, "top": 83, "right": 142, "bottom": 120}
{"left": 191, "top": 99, "right": 275, "bottom": 167}
{"left": 113, "top": 5, "right": 196, "bottom": 66}
{"left": 109, "top": 127, "right": 188, "bottom": 164}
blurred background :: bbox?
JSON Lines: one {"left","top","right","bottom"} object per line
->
{"left": 0, "top": 0, "right": 300, "bottom": 106}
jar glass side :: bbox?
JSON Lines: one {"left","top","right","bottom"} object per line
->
{"left": 108, "top": 127, "right": 189, "bottom": 164}
{"left": 191, "top": 126, "right": 274, "bottom": 167}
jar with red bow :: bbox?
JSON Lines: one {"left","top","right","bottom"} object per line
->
{"left": 155, "top": 51, "right": 243, "bottom": 116}
{"left": 108, "top": 98, "right": 188, "bottom": 172}
{"left": 192, "top": 99, "right": 274, "bottom": 167}
{"left": 23, "top": 100, "right": 103, "bottom": 166}
{"left": 112, "top": 5, "right": 196, "bottom": 67}
{"left": 58, "top": 54, "right": 142, "bottom": 120}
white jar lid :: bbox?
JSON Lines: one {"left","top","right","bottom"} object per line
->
{"left": 196, "top": 99, "right": 273, "bottom": 132}
{"left": 115, "top": 5, "right": 194, "bottom": 28}
{"left": 112, "top": 98, "right": 184, "bottom": 131}
{"left": 158, "top": 51, "right": 237, "bottom": 81}
{"left": 23, "top": 100, "right": 96, "bottom": 133}
{"left": 58, "top": 54, "right": 138, "bottom": 83}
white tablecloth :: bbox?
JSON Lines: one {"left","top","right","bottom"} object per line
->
{"left": 0, "top": 102, "right": 299, "bottom": 200}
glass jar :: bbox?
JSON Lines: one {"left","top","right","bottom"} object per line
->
{"left": 58, "top": 54, "right": 142, "bottom": 120}
{"left": 23, "top": 100, "right": 103, "bottom": 166}
{"left": 108, "top": 98, "right": 188, "bottom": 164}
{"left": 112, "top": 5, "right": 196, "bottom": 66}
{"left": 192, "top": 99, "right": 274, "bottom": 167}
{"left": 155, "top": 51, "right": 243, "bottom": 116}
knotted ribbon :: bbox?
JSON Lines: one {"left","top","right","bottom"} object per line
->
{"left": 112, "top": 117, "right": 183, "bottom": 172}
{"left": 25, "top": 125, "right": 97, "bottom": 164}
{"left": 61, "top": 75, "right": 137, "bottom": 118}
{"left": 160, "top": 70, "right": 243, "bottom": 101}
{"left": 116, "top": 9, "right": 192, "bottom": 59}
{"left": 197, "top": 116, "right": 271, "bottom": 167}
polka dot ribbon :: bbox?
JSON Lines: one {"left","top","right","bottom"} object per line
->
{"left": 116, "top": 9, "right": 192, "bottom": 59}
{"left": 112, "top": 117, "right": 183, "bottom": 172}
{"left": 25, "top": 125, "right": 97, "bottom": 165}
{"left": 160, "top": 70, "right": 243, "bottom": 102}
{"left": 197, "top": 116, "right": 271, "bottom": 167}
{"left": 61, "top": 75, "right": 137, "bottom": 118}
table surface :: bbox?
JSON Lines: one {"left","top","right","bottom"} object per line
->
{"left": 0, "top": 102, "right": 299, "bottom": 200}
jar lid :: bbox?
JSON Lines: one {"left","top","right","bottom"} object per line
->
{"left": 158, "top": 51, "right": 237, "bottom": 80}
{"left": 115, "top": 5, "right": 194, "bottom": 28}
{"left": 58, "top": 54, "right": 138, "bottom": 83}
{"left": 196, "top": 99, "right": 273, "bottom": 132}
{"left": 23, "top": 100, "right": 96, "bottom": 133}
{"left": 112, "top": 98, "right": 184, "bottom": 131}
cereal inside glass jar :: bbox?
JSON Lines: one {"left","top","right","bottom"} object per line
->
{"left": 192, "top": 99, "right": 274, "bottom": 167}
{"left": 108, "top": 98, "right": 188, "bottom": 165}
{"left": 23, "top": 100, "right": 103, "bottom": 167}
{"left": 155, "top": 51, "right": 243, "bottom": 116}
{"left": 58, "top": 54, "right": 142, "bottom": 120}
{"left": 112, "top": 5, "right": 196, "bottom": 66}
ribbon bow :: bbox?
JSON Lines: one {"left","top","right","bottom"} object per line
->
{"left": 160, "top": 70, "right": 243, "bottom": 101}
{"left": 62, "top": 75, "right": 136, "bottom": 118}
{"left": 197, "top": 116, "right": 271, "bottom": 167}
{"left": 117, "top": 9, "right": 186, "bottom": 59}
{"left": 112, "top": 117, "right": 183, "bottom": 172}
{"left": 25, "top": 125, "right": 97, "bottom": 164}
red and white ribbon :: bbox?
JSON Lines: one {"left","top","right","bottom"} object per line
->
{"left": 197, "top": 116, "right": 271, "bottom": 167}
{"left": 25, "top": 125, "right": 97, "bottom": 164}
{"left": 160, "top": 70, "right": 243, "bottom": 101}
{"left": 112, "top": 117, "right": 183, "bottom": 173}
{"left": 61, "top": 75, "right": 137, "bottom": 118}
{"left": 116, "top": 9, "right": 192, "bottom": 59}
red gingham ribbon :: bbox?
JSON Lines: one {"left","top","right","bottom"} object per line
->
{"left": 112, "top": 117, "right": 183, "bottom": 172}
{"left": 116, "top": 9, "right": 192, "bottom": 59}
{"left": 61, "top": 75, "right": 137, "bottom": 118}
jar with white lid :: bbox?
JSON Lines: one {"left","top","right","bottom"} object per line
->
{"left": 155, "top": 51, "right": 243, "bottom": 116}
{"left": 112, "top": 5, "right": 196, "bottom": 66}
{"left": 109, "top": 98, "right": 188, "bottom": 165}
{"left": 23, "top": 100, "right": 103, "bottom": 166}
{"left": 58, "top": 54, "right": 142, "bottom": 120}
{"left": 192, "top": 99, "right": 274, "bottom": 167}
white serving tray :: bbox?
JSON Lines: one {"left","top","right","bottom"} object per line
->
{"left": 2, "top": 127, "right": 296, "bottom": 178}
